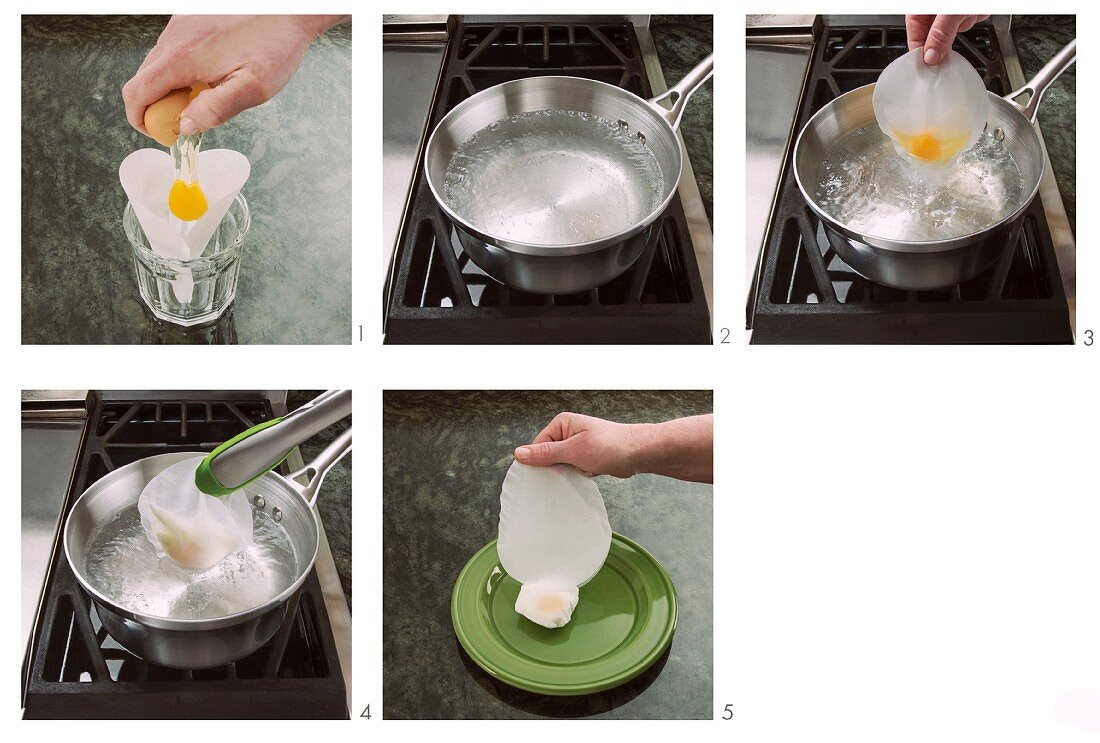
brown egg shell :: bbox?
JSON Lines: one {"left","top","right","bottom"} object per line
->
{"left": 143, "top": 88, "right": 191, "bottom": 147}
{"left": 143, "top": 83, "right": 211, "bottom": 147}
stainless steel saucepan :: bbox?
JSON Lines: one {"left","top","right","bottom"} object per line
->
{"left": 63, "top": 390, "right": 352, "bottom": 669}
{"left": 425, "top": 54, "right": 713, "bottom": 295}
{"left": 793, "top": 40, "right": 1075, "bottom": 290}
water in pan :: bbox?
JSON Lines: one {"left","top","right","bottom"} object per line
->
{"left": 812, "top": 127, "right": 1026, "bottom": 241}
{"left": 442, "top": 110, "right": 666, "bottom": 246}
{"left": 83, "top": 503, "right": 298, "bottom": 620}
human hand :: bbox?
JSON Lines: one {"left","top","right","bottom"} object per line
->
{"left": 905, "top": 15, "right": 989, "bottom": 65}
{"left": 123, "top": 15, "right": 345, "bottom": 140}
{"left": 514, "top": 413, "right": 643, "bottom": 478}
{"left": 514, "top": 412, "right": 713, "bottom": 483}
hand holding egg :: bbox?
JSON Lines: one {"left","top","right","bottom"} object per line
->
{"left": 123, "top": 14, "right": 347, "bottom": 140}
{"left": 142, "top": 82, "right": 209, "bottom": 147}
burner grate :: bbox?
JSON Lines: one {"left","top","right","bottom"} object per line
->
{"left": 749, "top": 23, "right": 1072, "bottom": 344}
{"left": 23, "top": 395, "right": 346, "bottom": 719}
{"left": 386, "top": 17, "right": 710, "bottom": 344}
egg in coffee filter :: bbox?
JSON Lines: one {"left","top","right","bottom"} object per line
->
{"left": 497, "top": 462, "right": 612, "bottom": 628}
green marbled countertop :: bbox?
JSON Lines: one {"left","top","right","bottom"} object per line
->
{"left": 1011, "top": 15, "right": 1075, "bottom": 233}
{"left": 21, "top": 16, "right": 352, "bottom": 344}
{"left": 287, "top": 391, "right": 351, "bottom": 608}
{"left": 653, "top": 16, "right": 713, "bottom": 223}
{"left": 383, "top": 390, "right": 713, "bottom": 719}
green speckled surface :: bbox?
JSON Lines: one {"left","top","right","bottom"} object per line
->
{"left": 383, "top": 390, "right": 712, "bottom": 719}
{"left": 21, "top": 16, "right": 352, "bottom": 344}
{"left": 287, "top": 390, "right": 351, "bottom": 608}
{"left": 653, "top": 16, "right": 713, "bottom": 223}
{"left": 1011, "top": 15, "right": 1075, "bottom": 233}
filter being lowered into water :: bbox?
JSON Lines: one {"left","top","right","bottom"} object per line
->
{"left": 872, "top": 48, "right": 989, "bottom": 166}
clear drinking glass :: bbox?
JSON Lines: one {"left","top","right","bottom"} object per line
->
{"left": 123, "top": 193, "right": 251, "bottom": 327}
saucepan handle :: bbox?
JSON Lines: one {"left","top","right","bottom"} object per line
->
{"left": 288, "top": 427, "right": 353, "bottom": 508}
{"left": 1006, "top": 39, "right": 1075, "bottom": 124}
{"left": 648, "top": 53, "right": 714, "bottom": 131}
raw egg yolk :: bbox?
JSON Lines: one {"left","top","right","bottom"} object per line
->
{"left": 168, "top": 180, "right": 208, "bottom": 221}
{"left": 894, "top": 131, "right": 970, "bottom": 164}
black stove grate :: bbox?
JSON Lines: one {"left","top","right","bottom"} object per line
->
{"left": 386, "top": 17, "right": 710, "bottom": 344}
{"left": 749, "top": 23, "right": 1072, "bottom": 344}
{"left": 23, "top": 394, "right": 347, "bottom": 719}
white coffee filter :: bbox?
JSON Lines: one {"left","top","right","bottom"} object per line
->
{"left": 138, "top": 456, "right": 253, "bottom": 570}
{"left": 497, "top": 462, "right": 612, "bottom": 627}
{"left": 514, "top": 582, "right": 580, "bottom": 629}
{"left": 119, "top": 149, "right": 250, "bottom": 302}
{"left": 873, "top": 48, "right": 989, "bottom": 165}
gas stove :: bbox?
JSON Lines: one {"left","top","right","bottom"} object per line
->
{"left": 20, "top": 391, "right": 351, "bottom": 719}
{"left": 383, "top": 16, "right": 712, "bottom": 344}
{"left": 746, "top": 16, "right": 1074, "bottom": 344}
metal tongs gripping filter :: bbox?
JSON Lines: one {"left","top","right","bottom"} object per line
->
{"left": 195, "top": 389, "right": 353, "bottom": 497}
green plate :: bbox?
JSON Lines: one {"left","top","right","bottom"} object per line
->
{"left": 451, "top": 533, "right": 677, "bottom": 696}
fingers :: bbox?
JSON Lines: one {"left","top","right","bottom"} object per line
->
{"left": 922, "top": 15, "right": 966, "bottom": 65}
{"left": 179, "top": 69, "right": 267, "bottom": 134}
{"left": 514, "top": 439, "right": 573, "bottom": 468}
{"left": 905, "top": 15, "right": 989, "bottom": 65}
{"left": 530, "top": 409, "right": 580, "bottom": 444}
{"left": 956, "top": 15, "right": 989, "bottom": 35}
{"left": 905, "top": 15, "right": 935, "bottom": 51}
{"left": 122, "top": 56, "right": 198, "bottom": 135}
{"left": 521, "top": 412, "right": 586, "bottom": 468}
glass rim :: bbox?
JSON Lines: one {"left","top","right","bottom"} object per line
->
{"left": 123, "top": 191, "right": 251, "bottom": 270}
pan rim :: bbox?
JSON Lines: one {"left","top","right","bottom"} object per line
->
{"left": 424, "top": 75, "right": 684, "bottom": 257}
{"left": 793, "top": 83, "right": 1044, "bottom": 254}
{"left": 63, "top": 451, "right": 320, "bottom": 632}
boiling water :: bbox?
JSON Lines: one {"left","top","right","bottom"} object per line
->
{"left": 83, "top": 503, "right": 298, "bottom": 620}
{"left": 812, "top": 127, "right": 1027, "bottom": 241}
{"left": 442, "top": 109, "right": 666, "bottom": 246}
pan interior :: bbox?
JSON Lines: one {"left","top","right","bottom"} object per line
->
{"left": 74, "top": 468, "right": 312, "bottom": 622}
{"left": 443, "top": 110, "right": 665, "bottom": 246}
{"left": 796, "top": 87, "right": 1045, "bottom": 243}
{"left": 427, "top": 78, "right": 682, "bottom": 248}
{"left": 812, "top": 126, "right": 1025, "bottom": 241}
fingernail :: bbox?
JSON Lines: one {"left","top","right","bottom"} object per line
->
{"left": 923, "top": 48, "right": 939, "bottom": 65}
{"left": 515, "top": 447, "right": 530, "bottom": 461}
{"left": 179, "top": 116, "right": 199, "bottom": 135}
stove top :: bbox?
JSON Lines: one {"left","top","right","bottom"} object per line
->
{"left": 748, "top": 21, "right": 1073, "bottom": 344}
{"left": 385, "top": 17, "right": 711, "bottom": 344}
{"left": 22, "top": 393, "right": 347, "bottom": 719}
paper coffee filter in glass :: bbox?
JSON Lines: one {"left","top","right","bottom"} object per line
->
{"left": 119, "top": 149, "right": 250, "bottom": 302}
{"left": 873, "top": 48, "right": 989, "bottom": 166}
{"left": 497, "top": 461, "right": 612, "bottom": 628}
{"left": 137, "top": 455, "right": 253, "bottom": 571}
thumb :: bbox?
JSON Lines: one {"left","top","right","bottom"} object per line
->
{"left": 922, "top": 16, "right": 963, "bottom": 66}
{"left": 179, "top": 70, "right": 266, "bottom": 135}
{"left": 514, "top": 439, "right": 575, "bottom": 467}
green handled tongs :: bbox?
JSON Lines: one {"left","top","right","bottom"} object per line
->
{"left": 195, "top": 389, "right": 352, "bottom": 496}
